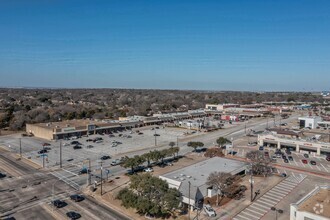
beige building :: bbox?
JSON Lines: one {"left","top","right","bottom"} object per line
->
{"left": 258, "top": 133, "right": 330, "bottom": 156}
{"left": 290, "top": 185, "right": 330, "bottom": 220}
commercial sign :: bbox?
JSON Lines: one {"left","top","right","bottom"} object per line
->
{"left": 87, "top": 124, "right": 96, "bottom": 131}
{"left": 62, "top": 127, "right": 75, "bottom": 132}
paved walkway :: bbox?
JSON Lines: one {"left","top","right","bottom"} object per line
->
{"left": 233, "top": 174, "right": 306, "bottom": 220}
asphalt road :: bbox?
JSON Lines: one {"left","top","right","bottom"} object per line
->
{"left": 0, "top": 151, "right": 132, "bottom": 220}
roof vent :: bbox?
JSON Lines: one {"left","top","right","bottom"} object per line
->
{"left": 173, "top": 176, "right": 177, "bottom": 179}
{"left": 66, "top": 124, "right": 70, "bottom": 127}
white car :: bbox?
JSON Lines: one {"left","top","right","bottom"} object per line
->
{"left": 63, "top": 143, "right": 70, "bottom": 146}
{"left": 203, "top": 205, "right": 216, "bottom": 217}
{"left": 144, "top": 167, "right": 153, "bottom": 172}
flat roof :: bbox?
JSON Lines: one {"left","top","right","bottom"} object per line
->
{"left": 161, "top": 157, "right": 247, "bottom": 198}
{"left": 297, "top": 187, "right": 330, "bottom": 218}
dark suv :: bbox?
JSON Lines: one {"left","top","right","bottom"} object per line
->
{"left": 52, "top": 199, "right": 66, "bottom": 208}
{"left": 70, "top": 194, "right": 84, "bottom": 202}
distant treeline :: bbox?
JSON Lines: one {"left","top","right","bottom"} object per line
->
{"left": 0, "top": 88, "right": 324, "bottom": 130}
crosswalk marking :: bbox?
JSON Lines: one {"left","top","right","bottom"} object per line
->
{"left": 234, "top": 173, "right": 306, "bottom": 220}
{"left": 245, "top": 208, "right": 264, "bottom": 216}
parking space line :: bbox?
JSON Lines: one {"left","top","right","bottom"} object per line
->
{"left": 315, "top": 165, "right": 322, "bottom": 171}
{"left": 292, "top": 172, "right": 296, "bottom": 178}
{"left": 300, "top": 161, "right": 306, "bottom": 168}
{"left": 308, "top": 163, "right": 313, "bottom": 169}
{"left": 293, "top": 160, "right": 298, "bottom": 166}
{"left": 320, "top": 163, "right": 329, "bottom": 172}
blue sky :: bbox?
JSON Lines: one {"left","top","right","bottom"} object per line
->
{"left": 0, "top": 0, "right": 329, "bottom": 91}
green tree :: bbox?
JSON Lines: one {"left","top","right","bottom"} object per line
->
{"left": 216, "top": 137, "right": 231, "bottom": 148}
{"left": 142, "top": 152, "right": 153, "bottom": 167}
{"left": 117, "top": 173, "right": 181, "bottom": 217}
{"left": 122, "top": 155, "right": 145, "bottom": 173}
{"left": 187, "top": 141, "right": 204, "bottom": 152}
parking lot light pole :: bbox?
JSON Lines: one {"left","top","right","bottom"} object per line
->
{"left": 60, "top": 140, "right": 62, "bottom": 168}
{"left": 154, "top": 130, "right": 157, "bottom": 146}
{"left": 188, "top": 181, "right": 191, "bottom": 220}
{"left": 249, "top": 164, "right": 254, "bottom": 202}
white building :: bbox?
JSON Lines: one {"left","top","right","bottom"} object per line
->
{"left": 298, "top": 117, "right": 322, "bottom": 129}
{"left": 159, "top": 157, "right": 247, "bottom": 209}
{"left": 205, "top": 104, "right": 240, "bottom": 111}
{"left": 290, "top": 185, "right": 330, "bottom": 220}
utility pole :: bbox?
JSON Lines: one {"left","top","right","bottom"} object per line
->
{"left": 88, "top": 159, "right": 91, "bottom": 185}
{"left": 19, "top": 138, "right": 22, "bottom": 158}
{"left": 250, "top": 165, "right": 254, "bottom": 202}
{"left": 188, "top": 181, "right": 191, "bottom": 220}
{"left": 59, "top": 140, "right": 62, "bottom": 168}
{"left": 154, "top": 130, "right": 157, "bottom": 146}
{"left": 266, "top": 117, "right": 269, "bottom": 129}
{"left": 176, "top": 136, "right": 179, "bottom": 148}
{"left": 42, "top": 144, "right": 45, "bottom": 168}
{"left": 244, "top": 120, "right": 247, "bottom": 135}
{"left": 100, "top": 160, "right": 103, "bottom": 196}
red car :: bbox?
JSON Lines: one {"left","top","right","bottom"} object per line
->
{"left": 302, "top": 159, "right": 308, "bottom": 164}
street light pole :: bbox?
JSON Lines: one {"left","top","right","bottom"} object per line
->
{"left": 19, "top": 138, "right": 22, "bottom": 159}
{"left": 154, "top": 130, "right": 157, "bottom": 146}
{"left": 188, "top": 181, "right": 191, "bottom": 220}
{"left": 59, "top": 140, "right": 62, "bottom": 168}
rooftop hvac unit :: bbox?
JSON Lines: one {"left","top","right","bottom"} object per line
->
{"left": 66, "top": 124, "right": 70, "bottom": 127}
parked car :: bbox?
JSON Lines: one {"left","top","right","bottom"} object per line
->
{"left": 100, "top": 155, "right": 111, "bottom": 160}
{"left": 111, "top": 159, "right": 123, "bottom": 166}
{"left": 259, "top": 146, "right": 264, "bottom": 151}
{"left": 73, "top": 145, "right": 82, "bottom": 150}
{"left": 288, "top": 156, "right": 293, "bottom": 161}
{"left": 0, "top": 172, "right": 6, "bottom": 178}
{"left": 203, "top": 205, "right": 216, "bottom": 217}
{"left": 66, "top": 211, "right": 81, "bottom": 220}
{"left": 44, "top": 147, "right": 51, "bottom": 151}
{"left": 42, "top": 143, "right": 51, "bottom": 146}
{"left": 38, "top": 149, "right": 48, "bottom": 154}
{"left": 86, "top": 145, "right": 94, "bottom": 149}
{"left": 302, "top": 159, "right": 308, "bottom": 164}
{"left": 310, "top": 160, "right": 316, "bottom": 165}
{"left": 70, "top": 141, "right": 80, "bottom": 145}
{"left": 286, "top": 150, "right": 291, "bottom": 155}
{"left": 78, "top": 168, "right": 90, "bottom": 175}
{"left": 280, "top": 173, "right": 287, "bottom": 177}
{"left": 303, "top": 154, "right": 309, "bottom": 158}
{"left": 63, "top": 143, "right": 70, "bottom": 146}
{"left": 283, "top": 159, "right": 289, "bottom": 163}
{"left": 70, "top": 194, "right": 84, "bottom": 202}
{"left": 86, "top": 139, "right": 93, "bottom": 142}
{"left": 153, "top": 134, "right": 160, "bottom": 136}
{"left": 144, "top": 167, "right": 153, "bottom": 172}
{"left": 52, "top": 199, "right": 66, "bottom": 208}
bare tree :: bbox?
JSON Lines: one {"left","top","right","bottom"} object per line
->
{"left": 246, "top": 150, "right": 272, "bottom": 176}
{"left": 206, "top": 172, "right": 233, "bottom": 206}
